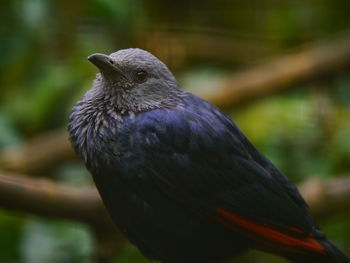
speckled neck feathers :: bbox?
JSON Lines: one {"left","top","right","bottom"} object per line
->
{"left": 68, "top": 48, "right": 186, "bottom": 165}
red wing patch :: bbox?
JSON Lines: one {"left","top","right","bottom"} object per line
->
{"left": 217, "top": 207, "right": 325, "bottom": 254}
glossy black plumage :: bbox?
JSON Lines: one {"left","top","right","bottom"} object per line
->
{"left": 68, "top": 48, "right": 350, "bottom": 263}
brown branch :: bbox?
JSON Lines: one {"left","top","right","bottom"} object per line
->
{"left": 0, "top": 171, "right": 128, "bottom": 261}
{"left": 0, "top": 128, "right": 76, "bottom": 174}
{"left": 0, "top": 171, "right": 348, "bottom": 261}
{"left": 0, "top": 171, "right": 108, "bottom": 227}
{"left": 299, "top": 176, "right": 350, "bottom": 219}
{"left": 0, "top": 171, "right": 349, "bottom": 224}
{"left": 0, "top": 171, "right": 127, "bottom": 261}
{"left": 200, "top": 33, "right": 350, "bottom": 109}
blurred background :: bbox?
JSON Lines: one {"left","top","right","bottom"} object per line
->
{"left": 0, "top": 0, "right": 350, "bottom": 262}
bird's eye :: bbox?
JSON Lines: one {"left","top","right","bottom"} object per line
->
{"left": 135, "top": 70, "right": 148, "bottom": 83}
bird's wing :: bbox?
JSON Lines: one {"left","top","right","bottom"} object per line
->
{"left": 120, "top": 97, "right": 324, "bottom": 254}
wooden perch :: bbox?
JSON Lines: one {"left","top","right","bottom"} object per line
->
{"left": 204, "top": 33, "right": 350, "bottom": 108}
{"left": 0, "top": 171, "right": 349, "bottom": 262}
{"left": 1, "top": 32, "right": 350, "bottom": 174}
{"left": 0, "top": 171, "right": 108, "bottom": 227}
{"left": 300, "top": 176, "right": 350, "bottom": 219}
{"left": 0, "top": 171, "right": 127, "bottom": 261}
{"left": 0, "top": 171, "right": 349, "bottom": 225}
{"left": 0, "top": 128, "right": 76, "bottom": 174}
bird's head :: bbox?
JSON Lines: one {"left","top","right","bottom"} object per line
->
{"left": 87, "top": 48, "right": 183, "bottom": 112}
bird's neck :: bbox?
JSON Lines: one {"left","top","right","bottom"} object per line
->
{"left": 68, "top": 87, "right": 124, "bottom": 167}
{"left": 68, "top": 80, "right": 186, "bottom": 167}
{"left": 85, "top": 78, "right": 183, "bottom": 113}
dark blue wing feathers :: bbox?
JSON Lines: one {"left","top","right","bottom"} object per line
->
{"left": 116, "top": 93, "right": 315, "bottom": 237}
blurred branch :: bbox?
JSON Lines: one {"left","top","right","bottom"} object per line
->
{"left": 0, "top": 171, "right": 125, "bottom": 262}
{"left": 0, "top": 171, "right": 349, "bottom": 262}
{"left": 0, "top": 128, "right": 76, "bottom": 174}
{"left": 0, "top": 171, "right": 107, "bottom": 226}
{"left": 0, "top": 171, "right": 349, "bottom": 224}
{"left": 204, "top": 33, "right": 350, "bottom": 109}
{"left": 300, "top": 176, "right": 350, "bottom": 219}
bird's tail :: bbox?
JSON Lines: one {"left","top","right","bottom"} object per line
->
{"left": 318, "top": 238, "right": 350, "bottom": 263}
{"left": 283, "top": 238, "right": 350, "bottom": 263}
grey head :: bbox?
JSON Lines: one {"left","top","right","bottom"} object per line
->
{"left": 86, "top": 48, "right": 184, "bottom": 113}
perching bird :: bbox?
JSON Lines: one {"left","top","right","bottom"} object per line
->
{"left": 68, "top": 48, "right": 350, "bottom": 263}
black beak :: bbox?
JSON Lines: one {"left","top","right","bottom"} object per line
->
{"left": 88, "top": 53, "right": 126, "bottom": 79}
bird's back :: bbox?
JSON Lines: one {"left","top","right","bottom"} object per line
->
{"left": 69, "top": 47, "right": 350, "bottom": 263}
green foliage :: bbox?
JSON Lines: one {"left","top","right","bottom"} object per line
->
{"left": 115, "top": 244, "right": 150, "bottom": 263}
{"left": 234, "top": 89, "right": 333, "bottom": 181}
{"left": 20, "top": 218, "right": 93, "bottom": 263}
{"left": 0, "top": 112, "right": 22, "bottom": 148}
{"left": 0, "top": 211, "right": 25, "bottom": 263}
{"left": 1, "top": 0, "right": 350, "bottom": 262}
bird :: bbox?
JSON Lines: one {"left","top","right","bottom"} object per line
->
{"left": 68, "top": 48, "right": 350, "bottom": 263}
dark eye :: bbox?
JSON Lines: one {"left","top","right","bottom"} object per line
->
{"left": 135, "top": 70, "right": 148, "bottom": 83}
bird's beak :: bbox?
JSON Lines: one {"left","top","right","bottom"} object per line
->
{"left": 88, "top": 53, "right": 127, "bottom": 80}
